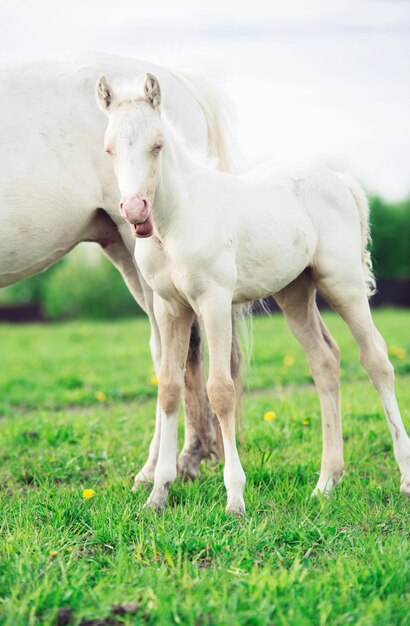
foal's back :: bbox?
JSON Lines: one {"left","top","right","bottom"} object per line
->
{"left": 230, "top": 161, "right": 360, "bottom": 302}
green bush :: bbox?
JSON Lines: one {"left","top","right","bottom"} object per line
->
{"left": 369, "top": 196, "right": 410, "bottom": 279}
{"left": 42, "top": 245, "right": 142, "bottom": 319}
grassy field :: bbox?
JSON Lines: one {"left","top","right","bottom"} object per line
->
{"left": 0, "top": 310, "right": 409, "bottom": 626}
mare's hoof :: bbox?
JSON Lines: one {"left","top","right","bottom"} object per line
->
{"left": 177, "top": 454, "right": 199, "bottom": 482}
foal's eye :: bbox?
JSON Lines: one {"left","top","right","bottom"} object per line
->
{"left": 105, "top": 148, "right": 113, "bottom": 156}
{"left": 151, "top": 144, "right": 163, "bottom": 155}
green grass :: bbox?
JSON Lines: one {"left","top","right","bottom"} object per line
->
{"left": 0, "top": 309, "right": 409, "bottom": 626}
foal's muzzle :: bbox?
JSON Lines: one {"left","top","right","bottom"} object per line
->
{"left": 119, "top": 194, "right": 149, "bottom": 224}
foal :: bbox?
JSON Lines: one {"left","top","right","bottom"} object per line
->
{"left": 97, "top": 73, "right": 410, "bottom": 515}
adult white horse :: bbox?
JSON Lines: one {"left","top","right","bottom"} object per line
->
{"left": 0, "top": 52, "right": 244, "bottom": 485}
{"left": 97, "top": 72, "right": 410, "bottom": 515}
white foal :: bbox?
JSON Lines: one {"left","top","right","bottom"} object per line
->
{"left": 97, "top": 73, "right": 410, "bottom": 514}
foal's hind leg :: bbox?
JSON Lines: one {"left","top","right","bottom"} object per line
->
{"left": 274, "top": 272, "right": 344, "bottom": 496}
{"left": 317, "top": 274, "right": 410, "bottom": 495}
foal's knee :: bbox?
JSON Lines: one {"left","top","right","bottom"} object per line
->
{"left": 159, "top": 374, "right": 183, "bottom": 414}
{"left": 207, "top": 376, "right": 236, "bottom": 420}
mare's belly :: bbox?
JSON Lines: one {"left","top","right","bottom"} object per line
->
{"left": 0, "top": 209, "right": 88, "bottom": 287}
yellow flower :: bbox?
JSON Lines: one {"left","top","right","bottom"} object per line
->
{"left": 95, "top": 391, "right": 107, "bottom": 402}
{"left": 283, "top": 355, "right": 294, "bottom": 367}
{"left": 264, "top": 410, "right": 276, "bottom": 421}
{"left": 301, "top": 419, "right": 310, "bottom": 426}
{"left": 389, "top": 345, "right": 406, "bottom": 360}
{"left": 150, "top": 374, "right": 159, "bottom": 386}
{"left": 49, "top": 550, "right": 58, "bottom": 558}
{"left": 82, "top": 488, "right": 96, "bottom": 500}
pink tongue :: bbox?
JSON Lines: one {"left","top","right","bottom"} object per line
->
{"left": 134, "top": 214, "right": 153, "bottom": 237}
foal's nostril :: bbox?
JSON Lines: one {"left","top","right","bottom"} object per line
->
{"left": 119, "top": 202, "right": 128, "bottom": 220}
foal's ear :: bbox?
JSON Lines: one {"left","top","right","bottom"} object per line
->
{"left": 96, "top": 75, "right": 116, "bottom": 112}
{"left": 144, "top": 73, "right": 161, "bottom": 110}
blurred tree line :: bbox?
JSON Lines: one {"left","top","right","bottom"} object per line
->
{"left": 0, "top": 195, "right": 409, "bottom": 320}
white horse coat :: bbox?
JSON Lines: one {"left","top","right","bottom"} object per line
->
{"left": 0, "top": 52, "right": 237, "bottom": 484}
{"left": 98, "top": 73, "right": 410, "bottom": 515}
{"left": 0, "top": 52, "right": 209, "bottom": 285}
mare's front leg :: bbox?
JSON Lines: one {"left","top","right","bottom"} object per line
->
{"left": 144, "top": 295, "right": 195, "bottom": 512}
{"left": 178, "top": 318, "right": 222, "bottom": 479}
{"left": 200, "top": 292, "right": 246, "bottom": 515}
{"left": 100, "top": 238, "right": 162, "bottom": 487}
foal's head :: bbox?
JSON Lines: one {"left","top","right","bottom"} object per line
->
{"left": 96, "top": 74, "right": 164, "bottom": 237}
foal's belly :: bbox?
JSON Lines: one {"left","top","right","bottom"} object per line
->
{"left": 233, "top": 224, "right": 315, "bottom": 303}
{"left": 233, "top": 258, "right": 310, "bottom": 303}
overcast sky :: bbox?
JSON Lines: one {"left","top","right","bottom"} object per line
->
{"left": 1, "top": 0, "right": 409, "bottom": 199}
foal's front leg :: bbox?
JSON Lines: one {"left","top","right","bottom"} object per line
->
{"left": 144, "top": 295, "right": 195, "bottom": 512}
{"left": 200, "top": 293, "right": 246, "bottom": 515}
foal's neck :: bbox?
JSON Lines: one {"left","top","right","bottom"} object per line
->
{"left": 153, "top": 119, "right": 210, "bottom": 238}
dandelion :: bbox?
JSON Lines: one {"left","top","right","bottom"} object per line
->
{"left": 389, "top": 345, "right": 406, "bottom": 360}
{"left": 82, "top": 488, "right": 96, "bottom": 500}
{"left": 264, "top": 410, "right": 276, "bottom": 421}
{"left": 95, "top": 391, "right": 107, "bottom": 402}
{"left": 150, "top": 374, "right": 159, "bottom": 386}
{"left": 49, "top": 550, "right": 58, "bottom": 558}
{"left": 301, "top": 418, "right": 310, "bottom": 427}
{"left": 283, "top": 355, "right": 295, "bottom": 367}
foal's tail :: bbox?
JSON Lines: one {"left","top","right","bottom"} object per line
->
{"left": 337, "top": 173, "right": 376, "bottom": 298}
{"left": 170, "top": 70, "right": 245, "bottom": 174}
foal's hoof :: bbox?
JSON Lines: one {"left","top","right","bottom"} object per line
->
{"left": 226, "top": 496, "right": 246, "bottom": 517}
{"left": 400, "top": 478, "right": 410, "bottom": 497}
{"left": 131, "top": 469, "right": 155, "bottom": 493}
{"left": 143, "top": 484, "right": 170, "bottom": 513}
{"left": 312, "top": 472, "right": 343, "bottom": 498}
